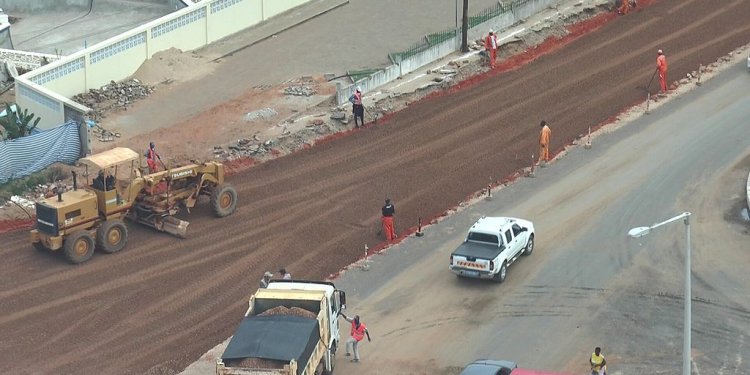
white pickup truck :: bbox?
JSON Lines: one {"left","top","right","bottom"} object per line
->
{"left": 449, "top": 216, "right": 535, "bottom": 283}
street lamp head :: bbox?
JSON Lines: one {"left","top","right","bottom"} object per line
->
{"left": 628, "top": 226, "right": 651, "bottom": 238}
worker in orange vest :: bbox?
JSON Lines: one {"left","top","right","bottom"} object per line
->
{"left": 617, "top": 0, "right": 629, "bottom": 15}
{"left": 485, "top": 29, "right": 498, "bottom": 69}
{"left": 341, "top": 313, "right": 371, "bottom": 362}
{"left": 349, "top": 86, "right": 364, "bottom": 127}
{"left": 656, "top": 49, "right": 668, "bottom": 93}
{"left": 538, "top": 120, "right": 551, "bottom": 165}
{"left": 144, "top": 142, "right": 162, "bottom": 173}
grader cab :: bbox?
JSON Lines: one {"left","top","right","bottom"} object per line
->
{"left": 30, "top": 147, "right": 238, "bottom": 264}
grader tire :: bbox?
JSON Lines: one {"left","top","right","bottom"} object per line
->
{"left": 211, "top": 184, "right": 238, "bottom": 217}
{"left": 64, "top": 231, "right": 95, "bottom": 264}
{"left": 97, "top": 219, "right": 128, "bottom": 254}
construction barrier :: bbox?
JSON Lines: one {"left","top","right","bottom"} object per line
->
{"left": 0, "top": 121, "right": 82, "bottom": 184}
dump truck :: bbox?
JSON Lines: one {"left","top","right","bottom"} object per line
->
{"left": 216, "top": 280, "right": 346, "bottom": 375}
{"left": 30, "top": 147, "right": 238, "bottom": 263}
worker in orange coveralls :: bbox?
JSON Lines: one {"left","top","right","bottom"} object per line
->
{"left": 538, "top": 120, "right": 551, "bottom": 165}
{"left": 381, "top": 198, "right": 396, "bottom": 241}
{"left": 485, "top": 29, "right": 498, "bottom": 69}
{"left": 656, "top": 49, "right": 668, "bottom": 93}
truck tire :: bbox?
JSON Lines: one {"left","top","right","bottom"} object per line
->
{"left": 97, "top": 219, "right": 128, "bottom": 254}
{"left": 523, "top": 234, "right": 534, "bottom": 256}
{"left": 324, "top": 351, "right": 335, "bottom": 375}
{"left": 211, "top": 184, "right": 238, "bottom": 217}
{"left": 64, "top": 231, "right": 95, "bottom": 264}
{"left": 494, "top": 261, "right": 507, "bottom": 283}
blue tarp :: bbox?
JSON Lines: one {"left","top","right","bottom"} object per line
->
{"left": 0, "top": 121, "right": 81, "bottom": 184}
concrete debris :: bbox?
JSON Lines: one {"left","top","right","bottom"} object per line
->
{"left": 330, "top": 112, "right": 346, "bottom": 120}
{"left": 72, "top": 79, "right": 154, "bottom": 119}
{"left": 11, "top": 195, "right": 36, "bottom": 209}
{"left": 308, "top": 119, "right": 325, "bottom": 126}
{"left": 679, "top": 78, "right": 690, "bottom": 85}
{"left": 243, "top": 108, "right": 278, "bottom": 122}
{"left": 283, "top": 85, "right": 316, "bottom": 96}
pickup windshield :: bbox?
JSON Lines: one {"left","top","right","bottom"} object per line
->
{"left": 467, "top": 232, "right": 499, "bottom": 244}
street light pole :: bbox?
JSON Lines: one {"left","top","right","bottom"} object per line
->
{"left": 628, "top": 212, "right": 692, "bottom": 375}
{"left": 683, "top": 213, "right": 691, "bottom": 375}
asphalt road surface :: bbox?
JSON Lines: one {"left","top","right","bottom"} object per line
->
{"left": 332, "top": 60, "right": 750, "bottom": 375}
{"left": 1, "top": 0, "right": 749, "bottom": 374}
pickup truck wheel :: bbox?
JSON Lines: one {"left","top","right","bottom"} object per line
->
{"left": 523, "top": 235, "right": 534, "bottom": 256}
{"left": 211, "top": 184, "right": 238, "bottom": 217}
{"left": 64, "top": 231, "right": 95, "bottom": 264}
{"left": 494, "top": 261, "right": 507, "bottom": 283}
{"left": 97, "top": 219, "right": 128, "bottom": 254}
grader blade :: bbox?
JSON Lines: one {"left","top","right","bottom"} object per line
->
{"left": 162, "top": 216, "right": 189, "bottom": 238}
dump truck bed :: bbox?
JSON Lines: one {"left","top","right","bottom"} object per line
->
{"left": 221, "top": 315, "right": 319, "bottom": 374}
{"left": 217, "top": 288, "right": 332, "bottom": 375}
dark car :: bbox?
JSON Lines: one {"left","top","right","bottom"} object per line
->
{"left": 459, "top": 360, "right": 517, "bottom": 375}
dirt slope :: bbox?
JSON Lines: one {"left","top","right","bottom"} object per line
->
{"left": 1, "top": 0, "right": 749, "bottom": 374}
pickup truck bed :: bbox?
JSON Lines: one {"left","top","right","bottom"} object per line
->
{"left": 452, "top": 241, "right": 504, "bottom": 260}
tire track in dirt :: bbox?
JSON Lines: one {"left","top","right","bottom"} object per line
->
{"left": 1, "top": 1, "right": 750, "bottom": 374}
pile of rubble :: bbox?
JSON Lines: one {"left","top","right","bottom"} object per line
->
{"left": 283, "top": 76, "right": 317, "bottom": 97}
{"left": 283, "top": 85, "right": 315, "bottom": 96}
{"left": 243, "top": 108, "right": 278, "bottom": 122}
{"left": 213, "top": 136, "right": 274, "bottom": 160}
{"left": 72, "top": 79, "right": 154, "bottom": 119}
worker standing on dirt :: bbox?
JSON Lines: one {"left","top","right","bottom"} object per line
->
{"left": 590, "top": 347, "right": 607, "bottom": 375}
{"left": 349, "top": 86, "right": 365, "bottom": 127}
{"left": 485, "top": 29, "right": 498, "bottom": 69}
{"left": 341, "top": 313, "right": 371, "bottom": 362}
{"left": 259, "top": 271, "right": 273, "bottom": 289}
{"left": 656, "top": 49, "right": 668, "bottom": 93}
{"left": 381, "top": 198, "right": 396, "bottom": 241}
{"left": 538, "top": 120, "right": 551, "bottom": 165}
{"left": 144, "top": 142, "right": 162, "bottom": 173}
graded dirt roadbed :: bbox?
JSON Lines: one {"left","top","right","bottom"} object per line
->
{"left": 1, "top": 0, "right": 750, "bottom": 373}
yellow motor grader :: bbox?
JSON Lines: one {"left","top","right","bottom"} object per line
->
{"left": 29, "top": 147, "right": 238, "bottom": 263}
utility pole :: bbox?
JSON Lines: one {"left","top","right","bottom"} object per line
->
{"left": 461, "top": 0, "right": 469, "bottom": 52}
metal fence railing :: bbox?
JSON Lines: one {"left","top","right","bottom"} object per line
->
{"left": 338, "top": 0, "right": 563, "bottom": 105}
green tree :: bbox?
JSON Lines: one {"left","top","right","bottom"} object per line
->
{"left": 0, "top": 103, "right": 41, "bottom": 140}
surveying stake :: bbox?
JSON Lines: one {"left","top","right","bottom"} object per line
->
{"left": 416, "top": 217, "right": 425, "bottom": 237}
